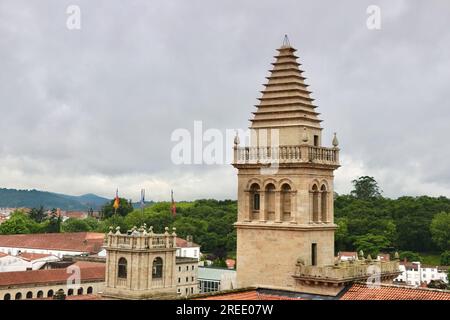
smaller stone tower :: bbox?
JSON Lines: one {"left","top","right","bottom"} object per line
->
{"left": 102, "top": 225, "right": 178, "bottom": 299}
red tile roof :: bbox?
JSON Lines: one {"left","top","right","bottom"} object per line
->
{"left": 176, "top": 237, "right": 199, "bottom": 248}
{"left": 0, "top": 232, "right": 105, "bottom": 253}
{"left": 340, "top": 283, "right": 450, "bottom": 300}
{"left": 0, "top": 261, "right": 105, "bottom": 287}
{"left": 198, "top": 290, "right": 303, "bottom": 300}
{"left": 64, "top": 211, "right": 87, "bottom": 219}
{"left": 17, "top": 252, "right": 53, "bottom": 261}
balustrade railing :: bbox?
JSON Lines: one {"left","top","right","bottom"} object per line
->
{"left": 234, "top": 145, "right": 339, "bottom": 165}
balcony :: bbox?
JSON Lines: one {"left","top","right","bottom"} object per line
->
{"left": 233, "top": 145, "right": 339, "bottom": 166}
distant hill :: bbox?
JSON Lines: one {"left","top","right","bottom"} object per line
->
{"left": 0, "top": 188, "right": 109, "bottom": 210}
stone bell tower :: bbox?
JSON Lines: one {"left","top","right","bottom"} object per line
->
{"left": 232, "top": 36, "right": 341, "bottom": 292}
{"left": 102, "top": 226, "right": 178, "bottom": 299}
{"left": 232, "top": 36, "right": 400, "bottom": 296}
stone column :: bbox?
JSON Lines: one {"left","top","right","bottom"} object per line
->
{"left": 309, "top": 192, "right": 313, "bottom": 223}
{"left": 243, "top": 190, "right": 251, "bottom": 222}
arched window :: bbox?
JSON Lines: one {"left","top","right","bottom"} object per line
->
{"left": 26, "top": 291, "right": 33, "bottom": 299}
{"left": 118, "top": 257, "right": 127, "bottom": 279}
{"left": 265, "top": 183, "right": 276, "bottom": 220}
{"left": 68, "top": 289, "right": 74, "bottom": 296}
{"left": 152, "top": 257, "right": 163, "bottom": 279}
{"left": 281, "top": 184, "right": 292, "bottom": 221}
{"left": 87, "top": 287, "right": 93, "bottom": 294}
{"left": 312, "top": 184, "right": 319, "bottom": 222}
{"left": 47, "top": 290, "right": 54, "bottom": 298}
{"left": 77, "top": 288, "right": 83, "bottom": 295}
{"left": 250, "top": 183, "right": 260, "bottom": 220}
{"left": 4, "top": 293, "right": 11, "bottom": 300}
{"left": 15, "top": 292, "right": 22, "bottom": 300}
{"left": 321, "top": 185, "right": 327, "bottom": 222}
{"left": 37, "top": 291, "right": 44, "bottom": 298}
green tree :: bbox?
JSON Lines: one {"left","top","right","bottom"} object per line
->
{"left": 101, "top": 198, "right": 134, "bottom": 218}
{"left": 353, "top": 234, "right": 390, "bottom": 258}
{"left": 29, "top": 206, "right": 46, "bottom": 223}
{"left": 62, "top": 218, "right": 92, "bottom": 232}
{"left": 399, "top": 251, "right": 422, "bottom": 262}
{"left": 440, "top": 251, "right": 450, "bottom": 266}
{"left": 430, "top": 212, "right": 450, "bottom": 250}
{"left": 46, "top": 208, "right": 61, "bottom": 233}
{"left": 350, "top": 176, "right": 382, "bottom": 200}
{"left": 0, "top": 211, "right": 40, "bottom": 234}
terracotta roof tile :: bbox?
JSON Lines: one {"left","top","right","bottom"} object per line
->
{"left": 0, "top": 232, "right": 105, "bottom": 253}
{"left": 0, "top": 261, "right": 105, "bottom": 287}
{"left": 199, "top": 290, "right": 303, "bottom": 300}
{"left": 176, "top": 237, "right": 199, "bottom": 248}
{"left": 17, "top": 252, "right": 54, "bottom": 261}
{"left": 340, "top": 283, "right": 450, "bottom": 300}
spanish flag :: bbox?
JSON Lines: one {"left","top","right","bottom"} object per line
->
{"left": 113, "top": 189, "right": 120, "bottom": 210}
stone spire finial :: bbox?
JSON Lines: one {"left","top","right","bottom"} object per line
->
{"left": 108, "top": 226, "right": 113, "bottom": 235}
{"left": 367, "top": 254, "right": 372, "bottom": 262}
{"left": 282, "top": 34, "right": 291, "bottom": 47}
{"left": 358, "top": 250, "right": 364, "bottom": 259}
{"left": 234, "top": 131, "right": 240, "bottom": 146}
{"left": 115, "top": 226, "right": 121, "bottom": 235}
{"left": 172, "top": 227, "right": 177, "bottom": 236}
{"left": 394, "top": 251, "right": 399, "bottom": 260}
{"left": 332, "top": 132, "right": 339, "bottom": 147}
{"left": 149, "top": 226, "right": 154, "bottom": 234}
{"left": 164, "top": 226, "right": 169, "bottom": 235}
{"left": 302, "top": 127, "right": 309, "bottom": 143}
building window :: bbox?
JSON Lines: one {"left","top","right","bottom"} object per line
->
{"left": 4, "top": 293, "right": 11, "bottom": 300}
{"left": 186, "top": 265, "right": 189, "bottom": 271}
{"left": 186, "top": 277, "right": 189, "bottom": 282}
{"left": 118, "top": 257, "right": 128, "bottom": 279}
{"left": 152, "top": 257, "right": 163, "bottom": 279}
{"left": 179, "top": 266, "right": 181, "bottom": 272}
{"left": 191, "top": 287, "right": 194, "bottom": 294}
{"left": 47, "top": 290, "right": 54, "bottom": 298}
{"left": 265, "top": 183, "right": 276, "bottom": 220}
{"left": 250, "top": 183, "right": 260, "bottom": 219}
{"left": 37, "top": 291, "right": 44, "bottom": 298}
{"left": 178, "top": 278, "right": 181, "bottom": 283}
{"left": 87, "top": 287, "right": 93, "bottom": 294}
{"left": 192, "top": 265, "right": 195, "bottom": 270}
{"left": 314, "top": 135, "right": 319, "bottom": 146}
{"left": 177, "top": 288, "right": 181, "bottom": 295}
{"left": 312, "top": 184, "right": 319, "bottom": 222}
{"left": 15, "top": 292, "right": 22, "bottom": 300}
{"left": 281, "top": 184, "right": 292, "bottom": 221}
{"left": 26, "top": 291, "right": 33, "bottom": 299}
{"left": 192, "top": 276, "right": 194, "bottom": 282}
{"left": 78, "top": 288, "right": 83, "bottom": 295}
{"left": 311, "top": 243, "right": 317, "bottom": 266}
{"left": 68, "top": 289, "right": 74, "bottom": 296}
{"left": 320, "top": 185, "right": 327, "bottom": 222}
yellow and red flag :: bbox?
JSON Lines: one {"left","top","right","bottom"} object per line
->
{"left": 113, "top": 189, "right": 120, "bottom": 210}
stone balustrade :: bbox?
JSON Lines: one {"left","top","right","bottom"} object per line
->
{"left": 104, "top": 226, "right": 176, "bottom": 251}
{"left": 233, "top": 145, "right": 339, "bottom": 166}
{"left": 294, "top": 258, "right": 400, "bottom": 282}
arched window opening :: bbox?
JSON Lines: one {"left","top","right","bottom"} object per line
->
{"left": 250, "top": 183, "right": 260, "bottom": 220}
{"left": 4, "top": 293, "right": 11, "bottom": 300}
{"left": 68, "top": 289, "right": 74, "bottom": 296}
{"left": 37, "top": 291, "right": 44, "bottom": 298}
{"left": 152, "top": 257, "right": 163, "bottom": 279}
{"left": 265, "top": 183, "right": 276, "bottom": 220}
{"left": 47, "top": 290, "right": 54, "bottom": 298}
{"left": 26, "top": 291, "right": 33, "bottom": 299}
{"left": 78, "top": 288, "right": 83, "bottom": 295}
{"left": 15, "top": 292, "right": 22, "bottom": 300}
{"left": 321, "top": 185, "right": 327, "bottom": 222}
{"left": 118, "top": 257, "right": 128, "bottom": 279}
{"left": 281, "top": 184, "right": 292, "bottom": 221}
{"left": 312, "top": 184, "right": 319, "bottom": 222}
{"left": 87, "top": 287, "right": 93, "bottom": 294}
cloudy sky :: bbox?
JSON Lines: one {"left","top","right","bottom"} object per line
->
{"left": 0, "top": 0, "right": 449, "bottom": 201}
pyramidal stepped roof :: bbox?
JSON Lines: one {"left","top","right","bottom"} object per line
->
{"left": 251, "top": 36, "right": 322, "bottom": 129}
